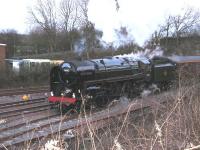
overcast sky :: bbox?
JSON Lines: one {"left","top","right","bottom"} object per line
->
{"left": 0, "top": 0, "right": 199, "bottom": 45}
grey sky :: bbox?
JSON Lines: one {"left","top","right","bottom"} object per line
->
{"left": 0, "top": 0, "right": 199, "bottom": 45}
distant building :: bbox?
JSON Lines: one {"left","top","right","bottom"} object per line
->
{"left": 5, "top": 58, "right": 64, "bottom": 74}
{"left": 0, "top": 44, "right": 6, "bottom": 70}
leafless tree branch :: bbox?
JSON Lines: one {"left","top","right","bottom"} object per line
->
{"left": 28, "top": 0, "right": 57, "bottom": 52}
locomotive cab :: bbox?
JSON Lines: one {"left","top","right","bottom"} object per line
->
{"left": 151, "top": 56, "right": 176, "bottom": 89}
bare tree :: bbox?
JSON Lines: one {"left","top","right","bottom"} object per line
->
{"left": 114, "top": 26, "right": 135, "bottom": 48}
{"left": 159, "top": 16, "right": 173, "bottom": 38}
{"left": 172, "top": 8, "right": 199, "bottom": 37}
{"left": 79, "top": 0, "right": 89, "bottom": 25}
{"left": 114, "top": 0, "right": 120, "bottom": 11}
{"left": 29, "top": 27, "right": 49, "bottom": 54}
{"left": 0, "top": 29, "right": 20, "bottom": 57}
{"left": 60, "top": 0, "right": 81, "bottom": 32}
{"left": 170, "top": 8, "right": 199, "bottom": 46}
{"left": 81, "top": 22, "right": 103, "bottom": 50}
{"left": 59, "top": 0, "right": 82, "bottom": 51}
{"left": 78, "top": 0, "right": 91, "bottom": 58}
{"left": 159, "top": 8, "right": 200, "bottom": 47}
{"left": 28, "top": 0, "right": 57, "bottom": 53}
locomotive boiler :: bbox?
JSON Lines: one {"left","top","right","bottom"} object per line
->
{"left": 48, "top": 55, "right": 179, "bottom": 112}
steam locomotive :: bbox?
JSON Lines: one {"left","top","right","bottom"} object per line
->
{"left": 48, "top": 55, "right": 200, "bottom": 112}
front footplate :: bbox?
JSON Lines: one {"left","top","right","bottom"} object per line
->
{"left": 48, "top": 96, "right": 77, "bottom": 104}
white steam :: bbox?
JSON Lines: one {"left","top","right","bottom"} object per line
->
{"left": 116, "top": 46, "right": 163, "bottom": 59}
{"left": 0, "top": 119, "right": 6, "bottom": 124}
{"left": 141, "top": 84, "right": 161, "bottom": 98}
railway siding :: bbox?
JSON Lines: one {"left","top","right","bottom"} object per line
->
{"left": 0, "top": 86, "right": 49, "bottom": 97}
{"left": 0, "top": 93, "right": 49, "bottom": 105}
{"left": 0, "top": 112, "right": 59, "bottom": 132}
{"left": 0, "top": 103, "right": 51, "bottom": 119}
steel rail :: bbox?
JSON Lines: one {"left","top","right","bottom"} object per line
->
{"left": 0, "top": 86, "right": 49, "bottom": 97}
{"left": 0, "top": 105, "right": 52, "bottom": 119}
{"left": 0, "top": 98, "right": 47, "bottom": 108}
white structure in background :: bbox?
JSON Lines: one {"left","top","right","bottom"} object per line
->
{"left": 22, "top": 59, "right": 51, "bottom": 68}
{"left": 12, "top": 60, "right": 23, "bottom": 72}
{"left": 5, "top": 59, "right": 23, "bottom": 73}
{"left": 5, "top": 59, "right": 64, "bottom": 74}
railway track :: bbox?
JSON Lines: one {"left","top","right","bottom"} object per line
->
{"left": 0, "top": 91, "right": 171, "bottom": 149}
{"left": 0, "top": 85, "right": 52, "bottom": 120}
{"left": 0, "top": 97, "right": 46, "bottom": 108}
{"left": 0, "top": 86, "right": 49, "bottom": 97}
{"left": 0, "top": 96, "right": 53, "bottom": 119}
{"left": 0, "top": 111, "right": 59, "bottom": 132}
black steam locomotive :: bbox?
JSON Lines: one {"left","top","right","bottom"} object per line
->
{"left": 48, "top": 55, "right": 200, "bottom": 112}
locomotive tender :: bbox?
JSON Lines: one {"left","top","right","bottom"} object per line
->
{"left": 48, "top": 55, "right": 200, "bottom": 112}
